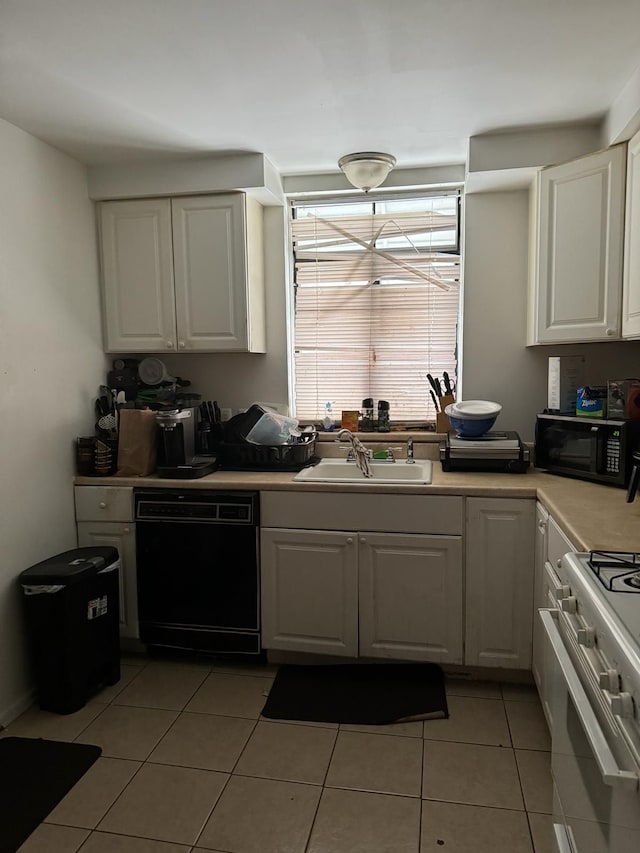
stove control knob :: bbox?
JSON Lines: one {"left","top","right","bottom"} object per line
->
{"left": 560, "top": 596, "right": 577, "bottom": 614}
{"left": 577, "top": 627, "right": 596, "bottom": 648}
{"left": 555, "top": 584, "right": 571, "bottom": 601}
{"left": 611, "top": 692, "right": 634, "bottom": 719}
{"left": 599, "top": 669, "right": 620, "bottom": 694}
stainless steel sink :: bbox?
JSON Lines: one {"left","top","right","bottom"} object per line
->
{"left": 293, "top": 459, "right": 432, "bottom": 484}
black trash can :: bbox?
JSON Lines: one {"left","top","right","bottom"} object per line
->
{"left": 19, "top": 546, "right": 121, "bottom": 714}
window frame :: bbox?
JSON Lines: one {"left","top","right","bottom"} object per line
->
{"left": 288, "top": 188, "right": 462, "bottom": 428}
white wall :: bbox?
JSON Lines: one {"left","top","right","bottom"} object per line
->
{"left": 0, "top": 119, "right": 106, "bottom": 724}
{"left": 462, "top": 191, "right": 640, "bottom": 441}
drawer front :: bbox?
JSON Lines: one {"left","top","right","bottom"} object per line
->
{"left": 74, "top": 486, "right": 134, "bottom": 522}
{"left": 547, "top": 515, "right": 576, "bottom": 572}
{"left": 261, "top": 492, "right": 464, "bottom": 535}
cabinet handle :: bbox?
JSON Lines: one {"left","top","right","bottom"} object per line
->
{"left": 346, "top": 537, "right": 354, "bottom": 545}
{"left": 556, "top": 558, "right": 562, "bottom": 569}
{"left": 99, "top": 501, "right": 107, "bottom": 509}
{"left": 123, "top": 527, "right": 130, "bottom": 534}
{"left": 538, "top": 521, "right": 546, "bottom": 533}
{"left": 166, "top": 341, "right": 174, "bottom": 348}
{"left": 360, "top": 537, "right": 367, "bottom": 544}
{"left": 178, "top": 341, "right": 186, "bottom": 349}
{"left": 606, "top": 328, "right": 616, "bottom": 336}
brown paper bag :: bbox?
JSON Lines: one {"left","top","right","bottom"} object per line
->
{"left": 116, "top": 409, "right": 158, "bottom": 476}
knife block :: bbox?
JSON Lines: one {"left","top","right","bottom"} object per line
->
{"left": 436, "top": 394, "right": 455, "bottom": 433}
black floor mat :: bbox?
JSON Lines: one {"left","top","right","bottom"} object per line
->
{"left": 0, "top": 737, "right": 101, "bottom": 853}
{"left": 261, "top": 662, "right": 449, "bottom": 725}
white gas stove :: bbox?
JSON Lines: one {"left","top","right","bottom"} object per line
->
{"left": 561, "top": 551, "right": 640, "bottom": 723}
{"left": 546, "top": 551, "right": 640, "bottom": 853}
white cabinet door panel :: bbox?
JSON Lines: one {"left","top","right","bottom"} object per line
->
{"left": 534, "top": 146, "right": 625, "bottom": 343}
{"left": 532, "top": 503, "right": 549, "bottom": 694}
{"left": 359, "top": 533, "right": 463, "bottom": 663}
{"left": 261, "top": 528, "right": 358, "bottom": 656}
{"left": 99, "top": 199, "right": 176, "bottom": 352}
{"left": 623, "top": 130, "right": 640, "bottom": 338}
{"left": 77, "top": 521, "right": 138, "bottom": 639}
{"left": 465, "top": 498, "right": 535, "bottom": 669}
{"left": 172, "top": 195, "right": 249, "bottom": 351}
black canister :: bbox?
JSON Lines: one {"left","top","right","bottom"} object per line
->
{"left": 360, "top": 398, "right": 374, "bottom": 431}
{"left": 377, "top": 400, "right": 390, "bottom": 432}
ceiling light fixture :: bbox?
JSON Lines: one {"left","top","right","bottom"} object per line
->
{"left": 338, "top": 151, "right": 397, "bottom": 193}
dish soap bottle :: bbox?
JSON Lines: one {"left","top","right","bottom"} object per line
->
{"left": 322, "top": 402, "right": 335, "bottom": 432}
{"left": 377, "top": 400, "right": 390, "bottom": 432}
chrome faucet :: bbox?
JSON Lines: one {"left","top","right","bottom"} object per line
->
{"left": 336, "top": 429, "right": 373, "bottom": 478}
{"left": 406, "top": 437, "right": 415, "bottom": 463}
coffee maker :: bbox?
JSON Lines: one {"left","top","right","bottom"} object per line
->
{"left": 156, "top": 408, "right": 217, "bottom": 479}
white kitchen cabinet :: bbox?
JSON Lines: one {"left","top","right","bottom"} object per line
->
{"left": 77, "top": 521, "right": 138, "bottom": 640}
{"left": 74, "top": 486, "right": 138, "bottom": 640}
{"left": 98, "top": 193, "right": 265, "bottom": 353}
{"left": 260, "top": 528, "right": 358, "bottom": 657}
{"left": 261, "top": 527, "right": 463, "bottom": 663}
{"left": 465, "top": 497, "right": 536, "bottom": 669}
{"left": 622, "top": 129, "right": 640, "bottom": 338}
{"left": 528, "top": 145, "right": 626, "bottom": 344}
{"left": 260, "top": 489, "right": 464, "bottom": 664}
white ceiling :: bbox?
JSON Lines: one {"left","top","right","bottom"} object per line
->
{"left": 2, "top": 0, "right": 640, "bottom": 174}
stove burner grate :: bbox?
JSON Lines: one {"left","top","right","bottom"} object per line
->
{"left": 588, "top": 551, "right": 640, "bottom": 593}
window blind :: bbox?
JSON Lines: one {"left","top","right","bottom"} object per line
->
{"left": 290, "top": 193, "right": 461, "bottom": 423}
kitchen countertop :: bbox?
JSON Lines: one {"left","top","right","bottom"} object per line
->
{"left": 75, "top": 464, "right": 640, "bottom": 554}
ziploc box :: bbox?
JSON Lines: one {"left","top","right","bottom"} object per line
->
{"left": 548, "top": 356, "right": 585, "bottom": 413}
{"left": 607, "top": 379, "right": 640, "bottom": 420}
{"left": 576, "top": 386, "right": 607, "bottom": 418}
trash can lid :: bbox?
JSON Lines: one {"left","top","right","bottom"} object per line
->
{"left": 19, "top": 546, "right": 119, "bottom": 586}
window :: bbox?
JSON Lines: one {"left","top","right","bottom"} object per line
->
{"left": 290, "top": 191, "right": 461, "bottom": 424}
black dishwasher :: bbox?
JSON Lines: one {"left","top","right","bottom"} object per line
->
{"left": 134, "top": 489, "right": 261, "bottom": 656}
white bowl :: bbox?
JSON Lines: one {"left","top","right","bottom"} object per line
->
{"left": 446, "top": 400, "right": 502, "bottom": 420}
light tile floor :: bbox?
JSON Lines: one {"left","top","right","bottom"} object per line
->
{"left": 2, "top": 655, "right": 554, "bottom": 853}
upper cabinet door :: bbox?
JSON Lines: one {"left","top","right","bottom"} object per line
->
{"left": 172, "top": 194, "right": 265, "bottom": 352}
{"left": 622, "top": 130, "right": 640, "bottom": 339}
{"left": 99, "top": 199, "right": 177, "bottom": 353}
{"left": 532, "top": 145, "right": 626, "bottom": 344}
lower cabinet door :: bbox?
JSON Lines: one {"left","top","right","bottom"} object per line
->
{"left": 358, "top": 533, "right": 463, "bottom": 663}
{"left": 465, "top": 498, "right": 535, "bottom": 669}
{"left": 531, "top": 503, "right": 549, "bottom": 693}
{"left": 77, "top": 521, "right": 138, "bottom": 639}
{"left": 260, "top": 528, "right": 358, "bottom": 656}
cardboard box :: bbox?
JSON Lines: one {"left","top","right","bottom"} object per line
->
{"left": 340, "top": 410, "right": 359, "bottom": 431}
{"left": 548, "top": 356, "right": 585, "bottom": 413}
{"left": 607, "top": 379, "right": 640, "bottom": 420}
{"left": 576, "top": 385, "right": 607, "bottom": 418}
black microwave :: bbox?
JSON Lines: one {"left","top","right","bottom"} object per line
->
{"left": 535, "top": 414, "right": 640, "bottom": 487}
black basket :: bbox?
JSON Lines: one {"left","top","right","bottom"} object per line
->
{"left": 217, "top": 434, "right": 317, "bottom": 471}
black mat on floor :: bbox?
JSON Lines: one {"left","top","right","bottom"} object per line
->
{"left": 261, "top": 662, "right": 448, "bottom": 725}
{"left": 0, "top": 737, "right": 102, "bottom": 853}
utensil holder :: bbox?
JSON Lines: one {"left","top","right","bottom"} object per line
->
{"left": 436, "top": 395, "right": 455, "bottom": 433}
